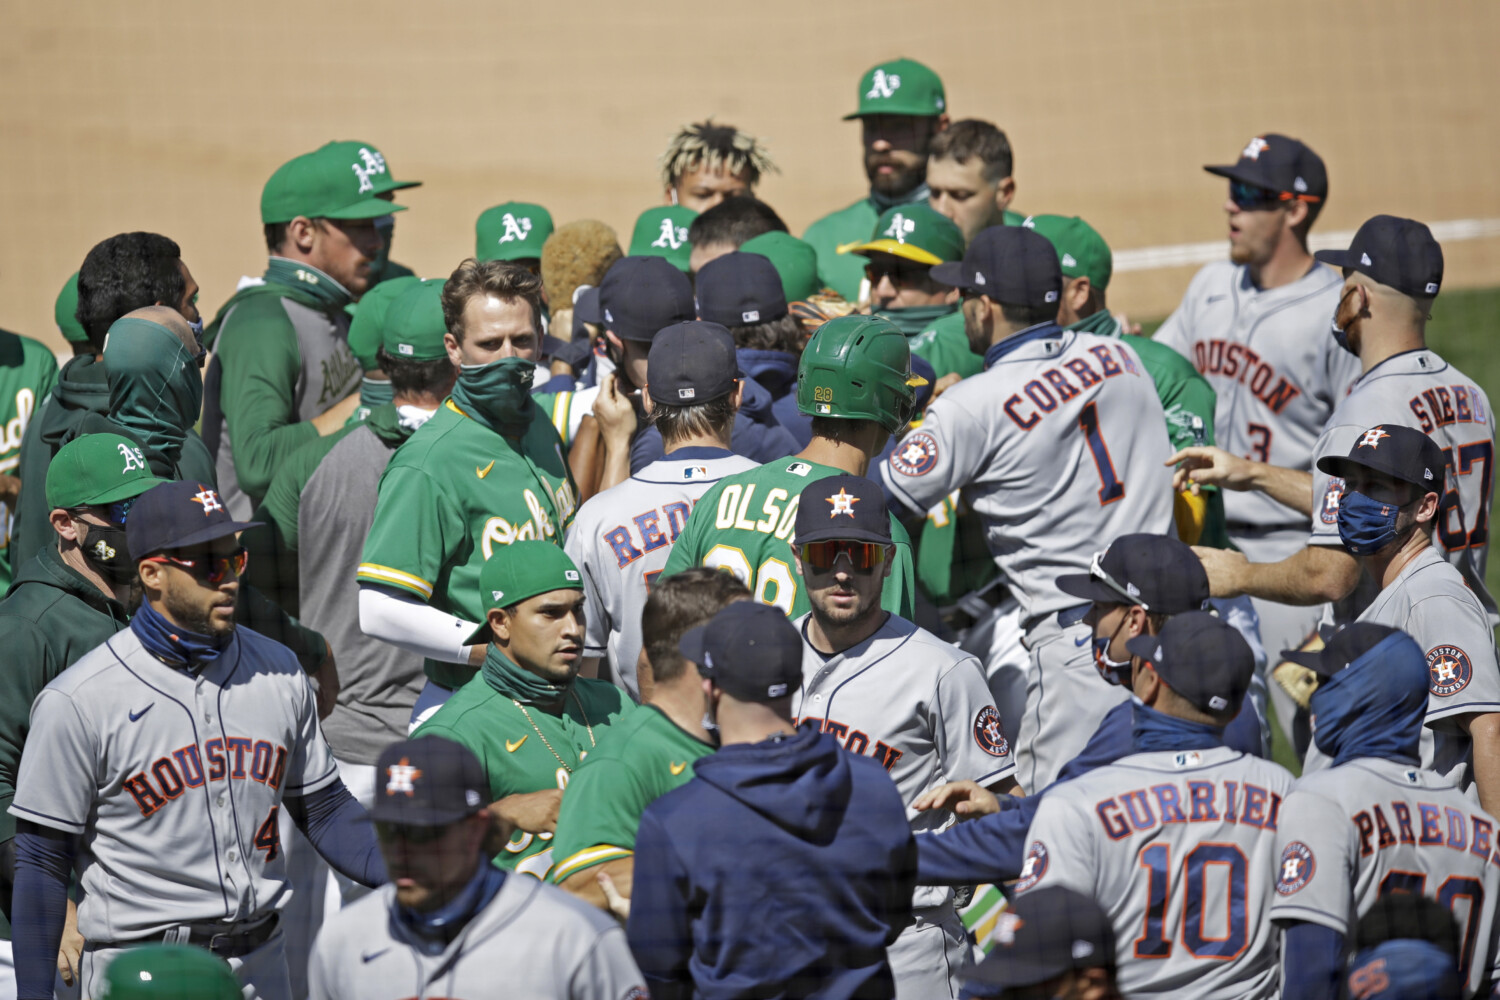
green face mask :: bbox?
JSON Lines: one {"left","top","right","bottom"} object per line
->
{"left": 873, "top": 302, "right": 956, "bottom": 336}
{"left": 449, "top": 355, "right": 535, "bottom": 433}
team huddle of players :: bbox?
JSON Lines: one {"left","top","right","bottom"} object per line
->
{"left": 0, "top": 52, "right": 1495, "bottom": 1000}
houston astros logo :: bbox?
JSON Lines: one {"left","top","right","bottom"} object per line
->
{"left": 385, "top": 758, "right": 423, "bottom": 796}
{"left": 993, "top": 912, "right": 1024, "bottom": 946}
{"left": 652, "top": 219, "right": 688, "bottom": 250}
{"left": 866, "top": 68, "right": 901, "bottom": 99}
{"left": 973, "top": 706, "right": 1010, "bottom": 757}
{"left": 118, "top": 442, "right": 146, "bottom": 473}
{"left": 497, "top": 213, "right": 533, "bottom": 244}
{"left": 1358, "top": 428, "right": 1390, "bottom": 449}
{"left": 889, "top": 431, "right": 939, "bottom": 477}
{"left": 883, "top": 213, "right": 916, "bottom": 243}
{"left": 1015, "top": 841, "right": 1049, "bottom": 892}
{"left": 1319, "top": 478, "right": 1344, "bottom": 524}
{"left": 1428, "top": 645, "right": 1473, "bottom": 696}
{"left": 1275, "top": 841, "right": 1315, "bottom": 895}
{"left": 189, "top": 486, "right": 224, "bottom": 515}
{"left": 1242, "top": 136, "right": 1270, "bottom": 160}
{"left": 350, "top": 147, "right": 388, "bottom": 193}
{"left": 826, "top": 487, "right": 859, "bottom": 518}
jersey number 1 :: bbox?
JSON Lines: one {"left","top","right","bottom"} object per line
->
{"left": 1079, "top": 402, "right": 1125, "bottom": 505}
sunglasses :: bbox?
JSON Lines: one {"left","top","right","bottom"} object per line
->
{"left": 1228, "top": 179, "right": 1322, "bottom": 212}
{"left": 70, "top": 497, "right": 138, "bottom": 528}
{"left": 374, "top": 821, "right": 449, "bottom": 845}
{"left": 1089, "top": 550, "right": 1147, "bottom": 610}
{"left": 143, "top": 547, "right": 248, "bottom": 585}
{"left": 864, "top": 260, "right": 932, "bottom": 286}
{"left": 799, "top": 540, "right": 889, "bottom": 573}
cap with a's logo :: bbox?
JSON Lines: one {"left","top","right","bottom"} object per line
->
{"left": 596, "top": 257, "right": 695, "bottom": 343}
{"left": 792, "top": 475, "right": 893, "bottom": 547}
{"left": 1056, "top": 533, "right": 1209, "bottom": 622}
{"left": 630, "top": 206, "right": 698, "bottom": 273}
{"left": 370, "top": 736, "right": 487, "bottom": 827}
{"left": 46, "top": 433, "right": 167, "bottom": 511}
{"left": 475, "top": 202, "right": 554, "bottom": 262}
{"left": 1203, "top": 133, "right": 1327, "bottom": 202}
{"left": 125, "top": 481, "right": 263, "bottom": 561}
{"left": 54, "top": 272, "right": 89, "bottom": 345}
{"left": 1125, "top": 611, "right": 1255, "bottom": 716}
{"left": 844, "top": 57, "right": 946, "bottom": 120}
{"left": 381, "top": 278, "right": 451, "bottom": 361}
{"left": 1314, "top": 215, "right": 1443, "bottom": 300}
{"left": 464, "top": 541, "right": 585, "bottom": 643}
{"left": 931, "top": 225, "right": 1063, "bottom": 310}
{"left": 315, "top": 140, "right": 422, "bottom": 196}
{"left": 1022, "top": 214, "right": 1114, "bottom": 293}
{"left": 1315, "top": 423, "right": 1445, "bottom": 495}
{"left": 261, "top": 142, "right": 412, "bottom": 224}
{"left": 962, "top": 886, "right": 1115, "bottom": 990}
{"left": 647, "top": 321, "right": 743, "bottom": 408}
{"left": 695, "top": 251, "right": 789, "bottom": 327}
{"left": 678, "top": 602, "right": 804, "bottom": 703}
{"left": 849, "top": 204, "right": 964, "bottom": 267}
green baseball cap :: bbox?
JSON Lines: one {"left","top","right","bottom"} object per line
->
{"left": 741, "top": 231, "right": 820, "bottom": 301}
{"left": 844, "top": 58, "right": 946, "bottom": 120}
{"left": 849, "top": 204, "right": 964, "bottom": 266}
{"left": 1022, "top": 214, "right": 1114, "bottom": 292}
{"left": 46, "top": 432, "right": 166, "bottom": 510}
{"left": 629, "top": 206, "right": 698, "bottom": 272}
{"left": 381, "top": 279, "right": 450, "bottom": 361}
{"left": 317, "top": 140, "right": 421, "bottom": 195}
{"left": 101, "top": 944, "right": 241, "bottom": 1000}
{"left": 476, "top": 202, "right": 555, "bottom": 262}
{"left": 465, "top": 541, "right": 583, "bottom": 642}
{"left": 348, "top": 275, "right": 422, "bottom": 370}
{"left": 261, "top": 144, "right": 411, "bottom": 224}
{"left": 55, "top": 272, "right": 88, "bottom": 344}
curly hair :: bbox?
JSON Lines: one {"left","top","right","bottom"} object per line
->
{"left": 659, "top": 120, "right": 779, "bottom": 189}
{"left": 540, "top": 220, "right": 623, "bottom": 311}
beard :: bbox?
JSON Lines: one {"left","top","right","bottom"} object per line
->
{"left": 811, "top": 584, "right": 883, "bottom": 631}
{"left": 865, "top": 152, "right": 926, "bottom": 196}
{"left": 163, "top": 584, "right": 236, "bottom": 638}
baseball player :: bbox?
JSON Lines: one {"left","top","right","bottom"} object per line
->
{"left": 1154, "top": 134, "right": 1358, "bottom": 669}
{"left": 659, "top": 119, "right": 778, "bottom": 213}
{"left": 342, "top": 273, "right": 419, "bottom": 422}
{"left": 804, "top": 58, "right": 951, "bottom": 303}
{"left": 1270, "top": 623, "right": 1500, "bottom": 999}
{"left": 0, "top": 314, "right": 56, "bottom": 592}
{"left": 788, "top": 474, "right": 1012, "bottom": 998}
{"left": 9, "top": 480, "right": 385, "bottom": 1000}
{"left": 309, "top": 736, "right": 647, "bottom": 1000}
{"left": 847, "top": 203, "right": 964, "bottom": 343}
{"left": 1346, "top": 896, "right": 1469, "bottom": 1000}
{"left": 661, "top": 314, "right": 923, "bottom": 619}
{"left": 959, "top": 887, "right": 1120, "bottom": 1000}
{"left": 566, "top": 321, "right": 756, "bottom": 698}
{"left": 358, "top": 260, "right": 578, "bottom": 728}
{"left": 880, "top": 226, "right": 1176, "bottom": 791}
{"left": 412, "top": 541, "right": 635, "bottom": 880}
{"left": 100, "top": 944, "right": 241, "bottom": 1000}
{"left": 550, "top": 568, "right": 749, "bottom": 907}
{"left": 1016, "top": 613, "right": 1293, "bottom": 999}
{"left": 475, "top": 200, "right": 554, "bottom": 271}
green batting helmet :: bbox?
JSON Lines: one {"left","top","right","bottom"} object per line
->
{"left": 797, "top": 315, "right": 927, "bottom": 434}
{"left": 99, "top": 944, "right": 240, "bottom": 1000}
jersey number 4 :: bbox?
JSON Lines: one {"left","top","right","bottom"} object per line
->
{"left": 254, "top": 806, "right": 281, "bottom": 863}
{"left": 1079, "top": 402, "right": 1125, "bottom": 505}
{"left": 1133, "top": 842, "right": 1248, "bottom": 959}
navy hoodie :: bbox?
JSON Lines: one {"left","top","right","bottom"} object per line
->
{"left": 627, "top": 727, "right": 916, "bottom": 1000}
{"left": 631, "top": 372, "right": 800, "bottom": 473}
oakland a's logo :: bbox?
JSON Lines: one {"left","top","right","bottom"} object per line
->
{"left": 652, "top": 219, "right": 687, "bottom": 250}
{"left": 1319, "top": 478, "right": 1344, "bottom": 525}
{"left": 889, "top": 431, "right": 939, "bottom": 477}
{"left": 973, "top": 706, "right": 1010, "bottom": 758}
{"left": 118, "top": 442, "right": 146, "bottom": 473}
{"left": 883, "top": 213, "right": 917, "bottom": 243}
{"left": 350, "top": 147, "right": 388, "bottom": 193}
{"left": 1015, "top": 841, "right": 1049, "bottom": 892}
{"left": 1428, "top": 645, "right": 1473, "bottom": 697}
{"left": 1275, "top": 841, "right": 1315, "bottom": 895}
{"left": 866, "top": 68, "right": 901, "bottom": 99}
{"left": 496, "top": 213, "right": 533, "bottom": 244}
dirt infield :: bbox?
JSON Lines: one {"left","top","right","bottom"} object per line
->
{"left": 2, "top": 0, "right": 1497, "bottom": 350}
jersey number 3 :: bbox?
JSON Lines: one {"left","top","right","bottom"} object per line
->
{"left": 1079, "top": 402, "right": 1126, "bottom": 505}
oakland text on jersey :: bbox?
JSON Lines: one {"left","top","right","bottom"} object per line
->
{"left": 797, "top": 715, "right": 904, "bottom": 770}
{"left": 1409, "top": 381, "right": 1489, "bottom": 434}
{"left": 1095, "top": 774, "right": 1283, "bottom": 839}
{"left": 604, "top": 500, "right": 694, "bottom": 568}
{"left": 480, "top": 479, "right": 578, "bottom": 558}
{"left": 124, "top": 737, "right": 290, "bottom": 818}
{"left": 1351, "top": 797, "right": 1500, "bottom": 865}
{"left": 1191, "top": 340, "right": 1302, "bottom": 415}
{"left": 1002, "top": 342, "right": 1144, "bottom": 431}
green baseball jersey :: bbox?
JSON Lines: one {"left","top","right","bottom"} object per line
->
{"left": 411, "top": 674, "right": 635, "bottom": 879}
{"left": 909, "top": 310, "right": 984, "bottom": 381}
{"left": 660, "top": 456, "right": 917, "bottom": 619}
{"left": 358, "top": 399, "right": 579, "bottom": 689}
{"left": 549, "top": 705, "right": 713, "bottom": 884}
{"left": 0, "top": 330, "right": 59, "bottom": 591}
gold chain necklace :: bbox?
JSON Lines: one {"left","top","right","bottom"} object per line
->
{"left": 512, "top": 692, "right": 596, "bottom": 773}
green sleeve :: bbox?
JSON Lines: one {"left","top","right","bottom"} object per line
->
{"left": 20, "top": 338, "right": 58, "bottom": 406}
{"left": 659, "top": 482, "right": 721, "bottom": 579}
{"left": 0, "top": 623, "right": 61, "bottom": 843}
{"left": 236, "top": 584, "right": 327, "bottom": 673}
{"left": 880, "top": 515, "right": 917, "bottom": 619}
{"left": 549, "top": 757, "right": 645, "bottom": 882}
{"left": 215, "top": 296, "right": 320, "bottom": 500}
{"left": 358, "top": 464, "right": 462, "bottom": 601}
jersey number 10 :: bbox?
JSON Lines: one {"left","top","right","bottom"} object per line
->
{"left": 1133, "top": 842, "right": 1248, "bottom": 959}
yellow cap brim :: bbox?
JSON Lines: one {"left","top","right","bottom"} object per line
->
{"left": 840, "top": 241, "right": 944, "bottom": 266}
{"left": 907, "top": 372, "right": 929, "bottom": 387}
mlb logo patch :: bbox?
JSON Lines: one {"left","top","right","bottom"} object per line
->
{"left": 742, "top": 310, "right": 760, "bottom": 323}
{"left": 564, "top": 570, "right": 580, "bottom": 582}
{"left": 682, "top": 465, "right": 708, "bottom": 480}
{"left": 678, "top": 388, "right": 696, "bottom": 400}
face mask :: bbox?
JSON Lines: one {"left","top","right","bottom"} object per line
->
{"left": 1330, "top": 285, "right": 1362, "bottom": 355}
{"left": 81, "top": 521, "right": 136, "bottom": 584}
{"left": 1093, "top": 613, "right": 1133, "bottom": 687}
{"left": 187, "top": 316, "right": 205, "bottom": 348}
{"left": 449, "top": 355, "right": 535, "bottom": 433}
{"left": 1337, "top": 489, "right": 1408, "bottom": 556}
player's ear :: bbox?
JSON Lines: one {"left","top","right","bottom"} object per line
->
{"left": 880, "top": 545, "right": 895, "bottom": 580}
{"left": 792, "top": 548, "right": 805, "bottom": 579}
{"left": 487, "top": 606, "right": 509, "bottom": 643}
{"left": 729, "top": 380, "right": 744, "bottom": 411}
{"left": 993, "top": 174, "right": 1016, "bottom": 214}
{"left": 641, "top": 391, "right": 655, "bottom": 416}
{"left": 286, "top": 216, "right": 318, "bottom": 255}
{"left": 1414, "top": 489, "right": 1441, "bottom": 525}
{"left": 49, "top": 508, "right": 80, "bottom": 543}
{"left": 1066, "top": 276, "right": 1092, "bottom": 315}
{"left": 137, "top": 558, "right": 165, "bottom": 594}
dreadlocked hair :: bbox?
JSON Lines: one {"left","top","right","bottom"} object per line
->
{"left": 659, "top": 120, "right": 779, "bottom": 189}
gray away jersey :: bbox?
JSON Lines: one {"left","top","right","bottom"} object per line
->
{"left": 1270, "top": 757, "right": 1500, "bottom": 997}
{"left": 10, "top": 626, "right": 337, "bottom": 942}
{"left": 309, "top": 877, "right": 646, "bottom": 1000}
{"left": 1018, "top": 745, "right": 1294, "bottom": 999}
{"left": 1308, "top": 348, "right": 1495, "bottom": 620}
{"left": 791, "top": 612, "right": 1013, "bottom": 910}
{"left": 1154, "top": 260, "right": 1357, "bottom": 529}
{"left": 881, "top": 329, "right": 1175, "bottom": 624}
{"left": 565, "top": 450, "right": 756, "bottom": 701}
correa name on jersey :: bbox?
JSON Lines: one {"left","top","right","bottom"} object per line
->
{"left": 998, "top": 342, "right": 1143, "bottom": 431}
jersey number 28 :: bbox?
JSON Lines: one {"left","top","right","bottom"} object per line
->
{"left": 703, "top": 545, "right": 797, "bottom": 613}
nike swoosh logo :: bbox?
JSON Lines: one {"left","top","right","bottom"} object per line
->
{"left": 1074, "top": 636, "right": 1089, "bottom": 647}
{"left": 129, "top": 704, "right": 154, "bottom": 722}
{"left": 669, "top": 761, "right": 687, "bottom": 776}
{"left": 1206, "top": 294, "right": 1228, "bottom": 304}
{"left": 476, "top": 460, "right": 496, "bottom": 479}
{"left": 506, "top": 736, "right": 527, "bottom": 753}
{"left": 361, "top": 948, "right": 389, "bottom": 964}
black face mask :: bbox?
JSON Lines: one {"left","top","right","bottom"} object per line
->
{"left": 81, "top": 521, "right": 136, "bottom": 584}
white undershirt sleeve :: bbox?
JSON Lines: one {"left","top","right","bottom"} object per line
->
{"left": 358, "top": 584, "right": 481, "bottom": 665}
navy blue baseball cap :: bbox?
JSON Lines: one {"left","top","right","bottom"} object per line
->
{"left": 126, "top": 481, "right": 262, "bottom": 560}
{"left": 1315, "top": 424, "right": 1445, "bottom": 494}
{"left": 647, "top": 321, "right": 743, "bottom": 407}
{"left": 595, "top": 256, "right": 695, "bottom": 342}
{"left": 1315, "top": 215, "right": 1443, "bottom": 300}
{"left": 1056, "top": 534, "right": 1210, "bottom": 622}
{"left": 962, "top": 887, "right": 1115, "bottom": 992}
{"left": 931, "top": 225, "right": 1062, "bottom": 310}
{"left": 1205, "top": 133, "right": 1327, "bottom": 202}
{"left": 679, "top": 602, "right": 804, "bottom": 703}
{"left": 695, "top": 251, "right": 789, "bottom": 327}
{"left": 370, "top": 736, "right": 488, "bottom": 827}
{"left": 1347, "top": 940, "right": 1463, "bottom": 1000}
{"left": 1125, "top": 611, "right": 1254, "bottom": 716}
{"left": 793, "top": 475, "right": 892, "bottom": 547}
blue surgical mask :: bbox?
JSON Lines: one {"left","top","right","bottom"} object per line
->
{"left": 1337, "top": 489, "right": 1406, "bottom": 556}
